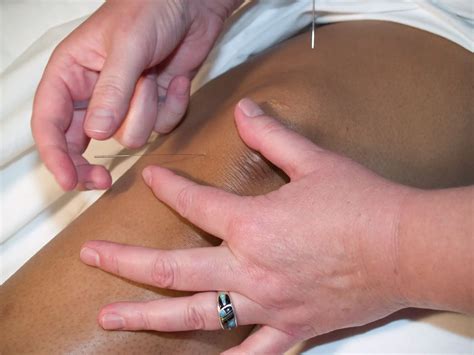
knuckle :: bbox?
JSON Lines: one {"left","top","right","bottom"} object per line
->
{"left": 67, "top": 142, "right": 83, "bottom": 155}
{"left": 259, "top": 120, "right": 286, "bottom": 150}
{"left": 226, "top": 202, "right": 259, "bottom": 239}
{"left": 157, "top": 74, "right": 172, "bottom": 93}
{"left": 183, "top": 303, "right": 206, "bottom": 330}
{"left": 150, "top": 254, "right": 176, "bottom": 289}
{"left": 138, "top": 308, "right": 154, "bottom": 330}
{"left": 175, "top": 185, "right": 194, "bottom": 219}
{"left": 106, "top": 252, "right": 122, "bottom": 277}
{"left": 261, "top": 119, "right": 286, "bottom": 138}
{"left": 226, "top": 214, "right": 248, "bottom": 238}
{"left": 54, "top": 36, "right": 72, "bottom": 52}
{"left": 94, "top": 77, "right": 127, "bottom": 104}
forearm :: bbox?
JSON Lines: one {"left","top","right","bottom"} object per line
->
{"left": 398, "top": 187, "right": 473, "bottom": 314}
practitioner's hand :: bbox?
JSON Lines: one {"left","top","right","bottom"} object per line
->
{"left": 80, "top": 99, "right": 414, "bottom": 353}
{"left": 32, "top": 0, "right": 241, "bottom": 191}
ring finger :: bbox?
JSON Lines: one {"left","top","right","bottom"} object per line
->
{"left": 98, "top": 291, "right": 265, "bottom": 332}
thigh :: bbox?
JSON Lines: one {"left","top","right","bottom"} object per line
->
{"left": 1, "top": 21, "right": 471, "bottom": 354}
{"left": 245, "top": 21, "right": 472, "bottom": 188}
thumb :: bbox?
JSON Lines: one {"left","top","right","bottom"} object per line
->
{"left": 234, "top": 98, "right": 323, "bottom": 179}
{"left": 84, "top": 45, "right": 146, "bottom": 139}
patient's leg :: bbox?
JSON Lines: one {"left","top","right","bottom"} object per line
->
{"left": 1, "top": 21, "right": 472, "bottom": 354}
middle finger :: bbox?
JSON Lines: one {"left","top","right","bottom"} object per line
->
{"left": 114, "top": 73, "right": 159, "bottom": 149}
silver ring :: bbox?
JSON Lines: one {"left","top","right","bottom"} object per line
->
{"left": 217, "top": 291, "right": 238, "bottom": 330}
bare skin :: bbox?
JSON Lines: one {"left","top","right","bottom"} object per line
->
{"left": 1, "top": 22, "right": 473, "bottom": 354}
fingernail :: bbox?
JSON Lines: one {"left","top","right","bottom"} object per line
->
{"left": 142, "top": 168, "right": 152, "bottom": 186}
{"left": 85, "top": 109, "right": 114, "bottom": 133}
{"left": 80, "top": 247, "right": 100, "bottom": 267}
{"left": 238, "top": 98, "right": 264, "bottom": 118}
{"left": 101, "top": 313, "right": 125, "bottom": 330}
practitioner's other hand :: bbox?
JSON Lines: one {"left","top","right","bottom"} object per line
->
{"left": 32, "top": 0, "right": 241, "bottom": 191}
{"left": 80, "top": 99, "right": 414, "bottom": 353}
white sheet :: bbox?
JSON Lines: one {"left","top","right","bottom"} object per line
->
{"left": 0, "top": 1, "right": 472, "bottom": 353}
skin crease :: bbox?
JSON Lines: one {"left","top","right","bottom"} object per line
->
{"left": 1, "top": 22, "right": 473, "bottom": 354}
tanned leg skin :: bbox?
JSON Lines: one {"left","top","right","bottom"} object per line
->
{"left": 1, "top": 21, "right": 472, "bottom": 354}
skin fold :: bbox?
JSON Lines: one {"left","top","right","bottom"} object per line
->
{"left": 1, "top": 21, "right": 472, "bottom": 353}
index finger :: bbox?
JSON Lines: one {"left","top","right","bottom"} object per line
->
{"left": 80, "top": 241, "right": 239, "bottom": 292}
{"left": 32, "top": 71, "right": 77, "bottom": 190}
{"left": 142, "top": 166, "right": 244, "bottom": 240}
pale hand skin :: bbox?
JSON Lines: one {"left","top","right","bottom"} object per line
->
{"left": 31, "top": 0, "right": 242, "bottom": 191}
{"left": 80, "top": 99, "right": 474, "bottom": 354}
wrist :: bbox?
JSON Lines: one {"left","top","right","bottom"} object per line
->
{"left": 397, "top": 187, "right": 473, "bottom": 313}
{"left": 357, "top": 183, "right": 415, "bottom": 311}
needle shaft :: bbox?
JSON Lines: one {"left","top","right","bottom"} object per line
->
{"left": 94, "top": 153, "right": 207, "bottom": 159}
{"left": 311, "top": 0, "right": 316, "bottom": 49}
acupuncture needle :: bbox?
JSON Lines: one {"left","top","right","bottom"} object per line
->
{"left": 311, "top": 0, "right": 316, "bottom": 49}
{"left": 94, "top": 153, "right": 207, "bottom": 159}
